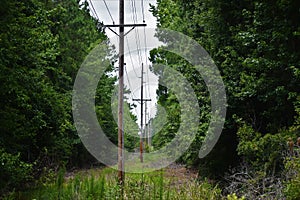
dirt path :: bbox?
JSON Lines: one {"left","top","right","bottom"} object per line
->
{"left": 64, "top": 162, "right": 198, "bottom": 185}
{"left": 164, "top": 163, "right": 198, "bottom": 186}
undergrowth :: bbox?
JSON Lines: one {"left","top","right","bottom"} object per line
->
{"left": 3, "top": 167, "right": 245, "bottom": 200}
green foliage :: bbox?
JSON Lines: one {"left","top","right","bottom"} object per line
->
{"left": 0, "top": 149, "right": 32, "bottom": 193}
{"left": 0, "top": 0, "right": 113, "bottom": 194}
{"left": 12, "top": 168, "right": 223, "bottom": 200}
{"left": 284, "top": 156, "right": 300, "bottom": 200}
{"left": 150, "top": 0, "right": 300, "bottom": 179}
{"left": 149, "top": 48, "right": 211, "bottom": 168}
{"left": 227, "top": 193, "right": 245, "bottom": 200}
{"left": 0, "top": 0, "right": 299, "bottom": 197}
{"left": 237, "top": 124, "right": 292, "bottom": 173}
{"left": 95, "top": 72, "right": 139, "bottom": 152}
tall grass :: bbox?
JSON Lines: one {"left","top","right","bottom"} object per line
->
{"left": 8, "top": 167, "right": 225, "bottom": 200}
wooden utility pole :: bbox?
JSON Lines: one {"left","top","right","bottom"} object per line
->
{"left": 144, "top": 101, "right": 150, "bottom": 146}
{"left": 144, "top": 100, "right": 147, "bottom": 136}
{"left": 147, "top": 118, "right": 151, "bottom": 147}
{"left": 133, "top": 63, "right": 151, "bottom": 162}
{"left": 105, "top": 0, "right": 146, "bottom": 185}
{"left": 140, "top": 63, "right": 144, "bottom": 163}
{"left": 117, "top": 0, "right": 125, "bottom": 184}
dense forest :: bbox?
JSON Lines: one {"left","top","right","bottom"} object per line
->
{"left": 0, "top": 0, "right": 122, "bottom": 194}
{"left": 150, "top": 0, "right": 300, "bottom": 198}
{"left": 0, "top": 0, "right": 299, "bottom": 199}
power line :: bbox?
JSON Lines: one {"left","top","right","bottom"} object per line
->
{"left": 134, "top": 31, "right": 143, "bottom": 71}
{"left": 143, "top": 25, "right": 151, "bottom": 99}
{"left": 130, "top": 0, "right": 144, "bottom": 75}
{"left": 125, "top": 66, "right": 139, "bottom": 117}
{"left": 141, "top": 9, "right": 151, "bottom": 102}
{"left": 125, "top": 36, "right": 139, "bottom": 78}
{"left": 141, "top": 0, "right": 145, "bottom": 23}
{"left": 146, "top": 66, "right": 152, "bottom": 119}
{"left": 103, "top": 0, "right": 115, "bottom": 24}
{"left": 125, "top": 66, "right": 138, "bottom": 99}
{"left": 145, "top": 68, "right": 151, "bottom": 100}
{"left": 131, "top": 0, "right": 138, "bottom": 22}
{"left": 129, "top": 0, "right": 151, "bottom": 116}
{"left": 88, "top": 4, "right": 97, "bottom": 19}
{"left": 143, "top": 27, "right": 149, "bottom": 67}
{"left": 88, "top": 0, "right": 100, "bottom": 21}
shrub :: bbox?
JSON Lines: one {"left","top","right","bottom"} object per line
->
{"left": 227, "top": 193, "right": 245, "bottom": 200}
{"left": 284, "top": 156, "right": 300, "bottom": 200}
{"left": 0, "top": 148, "right": 32, "bottom": 194}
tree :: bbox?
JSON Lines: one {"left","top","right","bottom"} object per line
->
{"left": 0, "top": 0, "right": 113, "bottom": 193}
{"left": 150, "top": 0, "right": 300, "bottom": 178}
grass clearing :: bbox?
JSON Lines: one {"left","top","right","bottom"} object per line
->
{"left": 4, "top": 165, "right": 245, "bottom": 200}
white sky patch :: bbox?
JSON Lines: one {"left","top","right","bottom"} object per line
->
{"left": 87, "top": 0, "right": 161, "bottom": 130}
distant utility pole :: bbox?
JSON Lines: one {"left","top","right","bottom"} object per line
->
{"left": 145, "top": 102, "right": 152, "bottom": 147}
{"left": 147, "top": 118, "right": 151, "bottom": 147}
{"left": 133, "top": 63, "right": 151, "bottom": 162}
{"left": 105, "top": 0, "right": 146, "bottom": 185}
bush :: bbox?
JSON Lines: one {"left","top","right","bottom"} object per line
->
{"left": 0, "top": 148, "right": 32, "bottom": 194}
{"left": 224, "top": 162, "right": 285, "bottom": 199}
{"left": 284, "top": 156, "right": 300, "bottom": 200}
{"left": 237, "top": 124, "right": 295, "bottom": 174}
{"left": 227, "top": 193, "right": 245, "bottom": 200}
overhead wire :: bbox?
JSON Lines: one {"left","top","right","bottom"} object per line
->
{"left": 88, "top": 0, "right": 152, "bottom": 128}
{"left": 137, "top": 0, "right": 152, "bottom": 120}
{"left": 102, "top": 0, "right": 118, "bottom": 41}
{"left": 141, "top": 0, "right": 145, "bottom": 23}
{"left": 143, "top": 22, "right": 151, "bottom": 100}
{"left": 128, "top": 0, "right": 153, "bottom": 123}
{"left": 125, "top": 66, "right": 139, "bottom": 116}
{"left": 141, "top": 1, "right": 152, "bottom": 116}
{"left": 102, "top": 0, "right": 115, "bottom": 24}
{"left": 88, "top": 0, "right": 100, "bottom": 21}
{"left": 88, "top": 6, "right": 97, "bottom": 19}
{"left": 126, "top": 36, "right": 139, "bottom": 78}
{"left": 125, "top": 66, "right": 137, "bottom": 99}
{"left": 130, "top": 0, "right": 143, "bottom": 71}
{"left": 128, "top": 0, "right": 143, "bottom": 126}
{"left": 146, "top": 65, "right": 152, "bottom": 118}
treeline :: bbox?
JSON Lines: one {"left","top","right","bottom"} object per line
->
{"left": 149, "top": 0, "right": 300, "bottom": 198}
{"left": 1, "top": 0, "right": 299, "bottom": 198}
{"left": 0, "top": 0, "right": 131, "bottom": 194}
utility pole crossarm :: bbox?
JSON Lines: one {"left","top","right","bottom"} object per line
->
{"left": 104, "top": 23, "right": 147, "bottom": 27}
{"left": 105, "top": 24, "right": 147, "bottom": 37}
{"left": 132, "top": 99, "right": 151, "bottom": 101}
